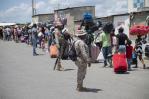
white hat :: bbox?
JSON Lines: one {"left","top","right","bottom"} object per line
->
{"left": 75, "top": 30, "right": 86, "bottom": 36}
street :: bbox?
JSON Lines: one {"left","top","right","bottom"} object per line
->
{"left": 0, "top": 40, "right": 149, "bottom": 99}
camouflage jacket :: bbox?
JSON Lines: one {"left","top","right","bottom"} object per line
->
{"left": 74, "top": 38, "right": 90, "bottom": 63}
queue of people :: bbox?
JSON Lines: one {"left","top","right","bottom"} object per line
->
{"left": 0, "top": 12, "right": 148, "bottom": 92}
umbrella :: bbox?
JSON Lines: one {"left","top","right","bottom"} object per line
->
{"left": 130, "top": 25, "right": 149, "bottom": 36}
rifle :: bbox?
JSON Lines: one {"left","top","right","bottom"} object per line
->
{"left": 53, "top": 44, "right": 61, "bottom": 70}
{"left": 53, "top": 56, "right": 59, "bottom": 70}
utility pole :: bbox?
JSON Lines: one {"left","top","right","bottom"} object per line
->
{"left": 32, "top": 0, "right": 36, "bottom": 16}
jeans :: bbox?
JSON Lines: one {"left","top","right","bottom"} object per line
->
{"left": 118, "top": 45, "right": 126, "bottom": 53}
{"left": 102, "top": 46, "right": 112, "bottom": 66}
{"left": 32, "top": 38, "right": 37, "bottom": 55}
{"left": 127, "top": 59, "right": 132, "bottom": 69}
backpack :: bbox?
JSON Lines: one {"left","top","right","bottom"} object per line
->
{"left": 85, "top": 33, "right": 94, "bottom": 45}
{"left": 68, "top": 41, "right": 77, "bottom": 61}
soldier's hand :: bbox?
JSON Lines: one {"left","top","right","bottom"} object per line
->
{"left": 56, "top": 44, "right": 60, "bottom": 49}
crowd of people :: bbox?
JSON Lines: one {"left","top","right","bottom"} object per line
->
{"left": 0, "top": 23, "right": 54, "bottom": 54}
{"left": 0, "top": 12, "right": 148, "bottom": 92}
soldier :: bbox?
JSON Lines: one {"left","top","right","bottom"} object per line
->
{"left": 74, "top": 30, "right": 91, "bottom": 91}
{"left": 53, "top": 13, "right": 70, "bottom": 71}
{"left": 54, "top": 27, "right": 65, "bottom": 71}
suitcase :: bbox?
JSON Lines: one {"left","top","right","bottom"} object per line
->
{"left": 112, "top": 53, "right": 127, "bottom": 73}
{"left": 91, "top": 44, "right": 100, "bottom": 62}
{"left": 50, "top": 44, "right": 58, "bottom": 58}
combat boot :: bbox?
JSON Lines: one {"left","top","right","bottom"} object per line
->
{"left": 143, "top": 64, "right": 146, "bottom": 69}
{"left": 76, "top": 84, "right": 88, "bottom": 92}
{"left": 56, "top": 63, "right": 64, "bottom": 71}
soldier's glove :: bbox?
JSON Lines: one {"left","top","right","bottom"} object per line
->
{"left": 88, "top": 63, "right": 91, "bottom": 67}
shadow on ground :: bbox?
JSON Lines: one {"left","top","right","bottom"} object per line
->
{"left": 63, "top": 69, "right": 75, "bottom": 71}
{"left": 115, "top": 71, "right": 130, "bottom": 74}
{"left": 79, "top": 88, "right": 103, "bottom": 93}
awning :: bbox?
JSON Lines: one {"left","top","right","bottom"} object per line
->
{"left": 0, "top": 23, "right": 16, "bottom": 26}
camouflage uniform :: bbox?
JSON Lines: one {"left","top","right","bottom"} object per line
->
{"left": 54, "top": 28, "right": 69, "bottom": 70}
{"left": 74, "top": 38, "right": 90, "bottom": 89}
{"left": 54, "top": 28, "right": 63, "bottom": 70}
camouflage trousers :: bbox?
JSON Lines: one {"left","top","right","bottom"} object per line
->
{"left": 75, "top": 60, "right": 87, "bottom": 85}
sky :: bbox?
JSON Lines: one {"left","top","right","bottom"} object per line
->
{"left": 0, "top": 0, "right": 128, "bottom": 23}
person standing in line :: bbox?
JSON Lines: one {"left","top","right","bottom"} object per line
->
{"left": 6, "top": 27, "right": 11, "bottom": 41}
{"left": 32, "top": 24, "right": 38, "bottom": 56}
{"left": 3, "top": 27, "right": 7, "bottom": 41}
{"left": 0, "top": 27, "right": 3, "bottom": 39}
{"left": 134, "top": 35, "right": 146, "bottom": 69}
{"left": 99, "top": 23, "right": 113, "bottom": 67}
{"left": 116, "top": 27, "right": 128, "bottom": 53}
{"left": 74, "top": 31, "right": 91, "bottom": 91}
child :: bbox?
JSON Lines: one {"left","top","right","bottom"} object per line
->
{"left": 126, "top": 40, "right": 133, "bottom": 71}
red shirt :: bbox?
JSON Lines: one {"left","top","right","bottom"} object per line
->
{"left": 126, "top": 45, "right": 133, "bottom": 59}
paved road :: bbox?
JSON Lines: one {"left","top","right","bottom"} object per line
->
{"left": 0, "top": 40, "right": 149, "bottom": 99}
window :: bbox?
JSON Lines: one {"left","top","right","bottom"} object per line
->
{"left": 133, "top": 0, "right": 144, "bottom": 8}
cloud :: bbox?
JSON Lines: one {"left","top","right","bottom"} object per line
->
{"left": 0, "top": 1, "right": 49, "bottom": 23}
{"left": 95, "top": 0, "right": 128, "bottom": 17}
{"left": 47, "top": 0, "right": 127, "bottom": 17}
{"left": 0, "top": 0, "right": 128, "bottom": 23}
{"left": 36, "top": 1, "right": 46, "bottom": 9}
{"left": 0, "top": 3, "right": 32, "bottom": 23}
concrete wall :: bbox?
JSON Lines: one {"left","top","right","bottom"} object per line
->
{"left": 145, "top": 0, "right": 149, "bottom": 7}
{"left": 55, "top": 6, "right": 95, "bottom": 21}
{"left": 95, "top": 17, "right": 113, "bottom": 25}
{"left": 32, "top": 16, "right": 39, "bottom": 23}
{"left": 130, "top": 11, "right": 149, "bottom": 26}
{"left": 32, "top": 14, "right": 54, "bottom": 24}
{"left": 38, "top": 14, "right": 54, "bottom": 23}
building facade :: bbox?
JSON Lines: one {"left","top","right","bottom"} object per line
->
{"left": 54, "top": 6, "right": 95, "bottom": 21}
{"left": 128, "top": 0, "right": 149, "bottom": 12}
{"left": 113, "top": 14, "right": 130, "bottom": 37}
{"left": 32, "top": 13, "right": 54, "bottom": 24}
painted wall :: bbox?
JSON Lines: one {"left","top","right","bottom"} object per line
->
{"left": 113, "top": 15, "right": 130, "bottom": 37}
{"left": 56, "top": 6, "right": 95, "bottom": 21}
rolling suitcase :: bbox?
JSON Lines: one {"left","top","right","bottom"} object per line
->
{"left": 112, "top": 53, "right": 127, "bottom": 73}
{"left": 50, "top": 44, "right": 58, "bottom": 58}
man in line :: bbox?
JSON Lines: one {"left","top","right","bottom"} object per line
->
{"left": 99, "top": 23, "right": 113, "bottom": 67}
{"left": 32, "top": 24, "right": 38, "bottom": 56}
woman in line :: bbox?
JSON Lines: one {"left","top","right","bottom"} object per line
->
{"left": 134, "top": 35, "right": 146, "bottom": 69}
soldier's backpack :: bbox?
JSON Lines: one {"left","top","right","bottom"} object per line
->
{"left": 85, "top": 33, "right": 94, "bottom": 45}
{"left": 68, "top": 41, "right": 77, "bottom": 61}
